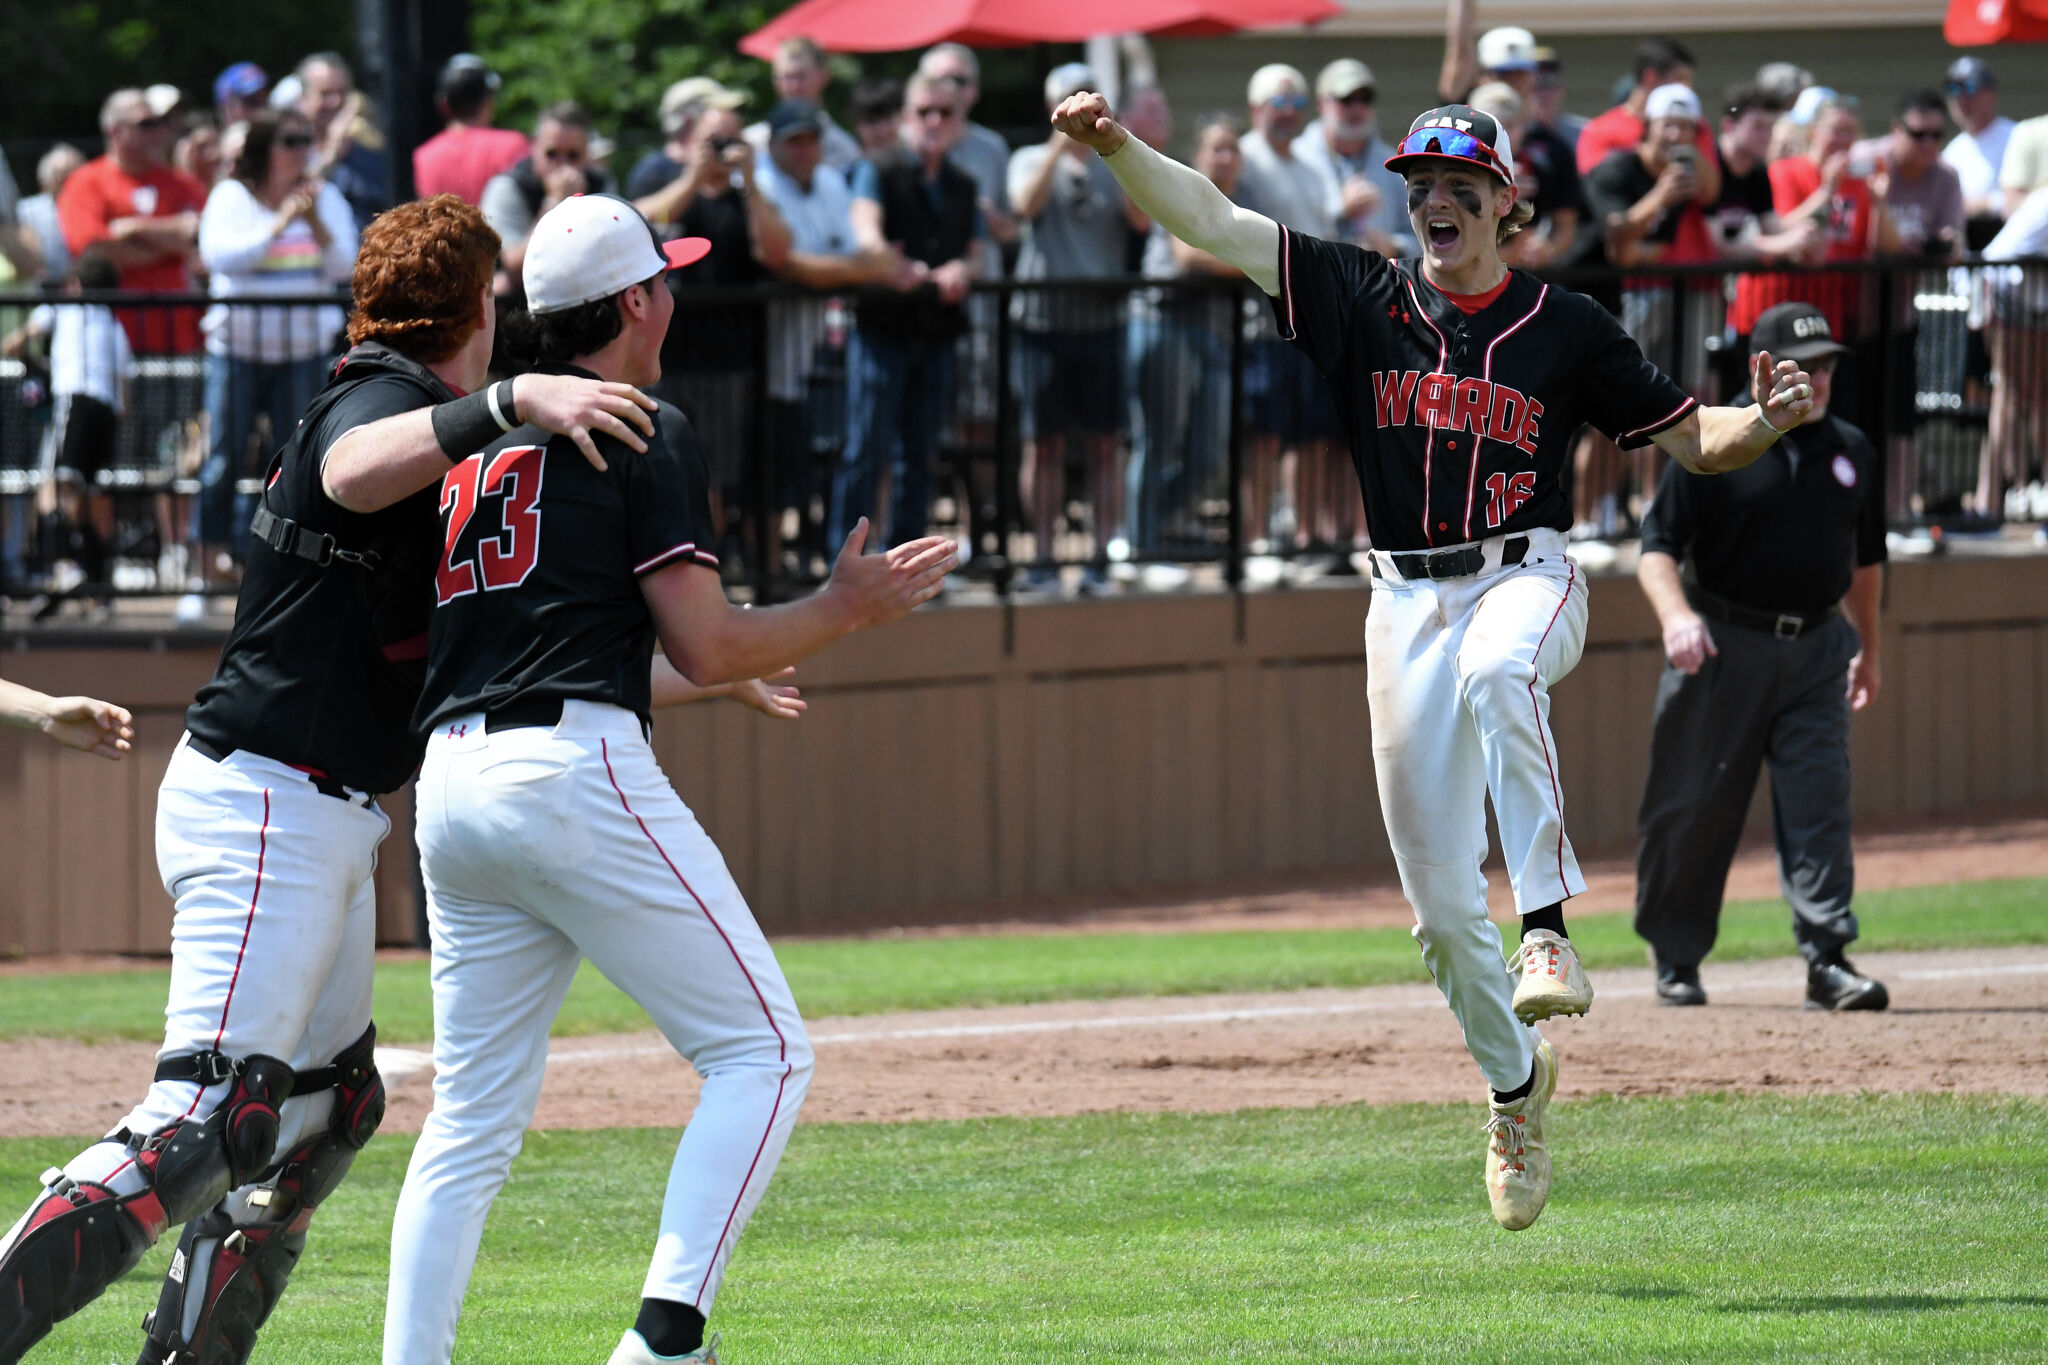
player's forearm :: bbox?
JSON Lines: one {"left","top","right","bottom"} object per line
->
{"left": 1097, "top": 132, "right": 1281, "bottom": 295}
{"left": 1845, "top": 563, "right": 1882, "bottom": 659}
{"left": 661, "top": 592, "right": 858, "bottom": 687}
{"left": 649, "top": 654, "right": 734, "bottom": 708}
{"left": 0, "top": 679, "right": 55, "bottom": 734}
{"left": 1669, "top": 404, "right": 1782, "bottom": 475}
{"left": 1635, "top": 551, "right": 1695, "bottom": 629}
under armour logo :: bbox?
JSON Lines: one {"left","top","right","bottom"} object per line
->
{"left": 1387, "top": 304, "right": 1411, "bottom": 324}
{"left": 448, "top": 723, "right": 468, "bottom": 738}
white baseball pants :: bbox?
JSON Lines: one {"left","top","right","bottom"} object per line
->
{"left": 1366, "top": 528, "right": 1589, "bottom": 1092}
{"left": 31, "top": 736, "right": 384, "bottom": 1201}
{"left": 385, "top": 701, "right": 812, "bottom": 1365}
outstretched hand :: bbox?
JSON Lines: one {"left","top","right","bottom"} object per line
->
{"left": 827, "top": 518, "right": 957, "bottom": 630}
{"left": 1050, "top": 92, "right": 1127, "bottom": 156}
{"left": 732, "top": 667, "right": 807, "bottom": 720}
{"left": 1752, "top": 351, "right": 1814, "bottom": 434}
{"left": 512, "top": 373, "right": 661, "bottom": 471}
{"left": 42, "top": 696, "right": 134, "bottom": 760}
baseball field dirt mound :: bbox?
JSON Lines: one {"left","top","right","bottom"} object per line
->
{"left": 5, "top": 947, "right": 2043, "bottom": 1139}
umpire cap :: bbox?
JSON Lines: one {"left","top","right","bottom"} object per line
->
{"left": 1751, "top": 302, "right": 1851, "bottom": 364}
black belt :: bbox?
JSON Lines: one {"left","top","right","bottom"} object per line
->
{"left": 484, "top": 696, "right": 566, "bottom": 733}
{"left": 1689, "top": 591, "right": 1837, "bottom": 640}
{"left": 154, "top": 1050, "right": 345, "bottom": 1094}
{"left": 186, "top": 734, "right": 369, "bottom": 803}
{"left": 1384, "top": 535, "right": 1529, "bottom": 581}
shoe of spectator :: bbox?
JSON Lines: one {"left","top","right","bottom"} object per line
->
{"left": 1655, "top": 961, "right": 1707, "bottom": 1007}
{"left": 1325, "top": 553, "right": 1361, "bottom": 577}
{"left": 1805, "top": 952, "right": 1889, "bottom": 1011}
{"left": 1077, "top": 563, "right": 1110, "bottom": 595}
{"left": 1016, "top": 565, "right": 1060, "bottom": 594}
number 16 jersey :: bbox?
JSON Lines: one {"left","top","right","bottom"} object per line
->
{"left": 414, "top": 365, "right": 720, "bottom": 735}
{"left": 1273, "top": 226, "right": 1698, "bottom": 552}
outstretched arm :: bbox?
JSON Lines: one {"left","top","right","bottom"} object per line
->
{"left": 1051, "top": 92, "right": 1282, "bottom": 296}
{"left": 1650, "top": 351, "right": 1814, "bottom": 475}
{"left": 0, "top": 679, "right": 133, "bottom": 760}
{"left": 1439, "top": 0, "right": 1479, "bottom": 103}
{"left": 649, "top": 658, "right": 807, "bottom": 719}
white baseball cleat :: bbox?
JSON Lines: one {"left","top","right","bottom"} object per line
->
{"left": 1509, "top": 928, "right": 1594, "bottom": 1023}
{"left": 608, "top": 1329, "right": 720, "bottom": 1363}
{"left": 1484, "top": 1038, "right": 1557, "bottom": 1231}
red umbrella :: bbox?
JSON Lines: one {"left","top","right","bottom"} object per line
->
{"left": 1945, "top": 0, "right": 2048, "bottom": 44}
{"left": 740, "top": 0, "right": 1340, "bottom": 60}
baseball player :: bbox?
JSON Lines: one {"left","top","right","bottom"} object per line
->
{"left": 0, "top": 195, "right": 680, "bottom": 1365}
{"left": 382, "top": 196, "right": 955, "bottom": 1365}
{"left": 0, "top": 678, "right": 132, "bottom": 759}
{"left": 1052, "top": 92, "right": 1815, "bottom": 1229}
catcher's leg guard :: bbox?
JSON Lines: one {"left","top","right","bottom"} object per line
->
{"left": 0, "top": 1055, "right": 293, "bottom": 1365}
{"left": 136, "top": 1027, "right": 384, "bottom": 1365}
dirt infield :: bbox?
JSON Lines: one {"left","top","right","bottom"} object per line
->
{"left": 6, "top": 946, "right": 2044, "bottom": 1140}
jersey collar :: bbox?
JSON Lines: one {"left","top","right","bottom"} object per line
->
{"left": 1397, "top": 260, "right": 1537, "bottom": 340}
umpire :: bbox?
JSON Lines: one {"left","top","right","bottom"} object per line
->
{"left": 1634, "top": 301, "right": 1889, "bottom": 1011}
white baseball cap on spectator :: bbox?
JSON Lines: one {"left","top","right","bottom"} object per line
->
{"left": 1247, "top": 63, "right": 1310, "bottom": 107}
{"left": 1043, "top": 62, "right": 1098, "bottom": 107}
{"left": 1788, "top": 85, "right": 1838, "bottom": 125}
{"left": 660, "top": 77, "right": 745, "bottom": 136}
{"left": 1477, "top": 27, "right": 1540, "bottom": 74}
{"left": 144, "top": 84, "right": 183, "bottom": 119}
{"left": 269, "top": 75, "right": 303, "bottom": 111}
{"left": 1315, "top": 58, "right": 1376, "bottom": 101}
{"left": 523, "top": 195, "right": 712, "bottom": 315}
{"left": 1756, "top": 62, "right": 1814, "bottom": 103}
{"left": 1644, "top": 84, "right": 1703, "bottom": 124}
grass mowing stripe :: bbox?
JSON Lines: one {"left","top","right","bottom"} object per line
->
{"left": 8, "top": 1095, "right": 2044, "bottom": 1363}
{"left": 1, "top": 877, "right": 2042, "bottom": 1046}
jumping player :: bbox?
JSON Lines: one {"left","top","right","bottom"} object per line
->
{"left": 1052, "top": 92, "right": 1815, "bottom": 1229}
{"left": 0, "top": 196, "right": 703, "bottom": 1365}
{"left": 383, "top": 196, "right": 955, "bottom": 1365}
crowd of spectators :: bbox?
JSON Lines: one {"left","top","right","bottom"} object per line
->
{"left": 4, "top": 15, "right": 2048, "bottom": 611}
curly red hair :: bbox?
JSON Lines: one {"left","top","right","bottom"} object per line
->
{"left": 347, "top": 195, "right": 500, "bottom": 363}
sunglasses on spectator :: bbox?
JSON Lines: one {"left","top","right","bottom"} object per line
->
{"left": 131, "top": 115, "right": 169, "bottom": 131}
{"left": 541, "top": 147, "right": 586, "bottom": 161}
{"left": 1900, "top": 126, "right": 1945, "bottom": 142}
{"left": 278, "top": 133, "right": 313, "bottom": 149}
{"left": 1944, "top": 80, "right": 1985, "bottom": 96}
{"left": 1337, "top": 90, "right": 1376, "bottom": 107}
{"left": 1265, "top": 94, "right": 1309, "bottom": 111}
{"left": 914, "top": 105, "right": 956, "bottom": 120}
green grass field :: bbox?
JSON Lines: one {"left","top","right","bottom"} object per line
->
{"left": 3, "top": 878, "right": 2042, "bottom": 1045}
{"left": 9, "top": 1095, "right": 2044, "bottom": 1363}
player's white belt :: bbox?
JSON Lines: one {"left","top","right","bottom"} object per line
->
{"left": 1370, "top": 528, "right": 1564, "bottom": 584}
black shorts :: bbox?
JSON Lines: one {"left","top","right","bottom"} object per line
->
{"left": 1013, "top": 328, "right": 1124, "bottom": 441}
{"left": 43, "top": 393, "right": 119, "bottom": 484}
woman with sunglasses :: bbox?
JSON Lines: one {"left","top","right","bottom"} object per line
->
{"left": 196, "top": 108, "right": 358, "bottom": 590}
{"left": 1054, "top": 88, "right": 1815, "bottom": 1234}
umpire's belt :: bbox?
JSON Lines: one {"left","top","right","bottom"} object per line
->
{"left": 1688, "top": 588, "right": 1837, "bottom": 640}
{"left": 1375, "top": 535, "right": 1529, "bottom": 582}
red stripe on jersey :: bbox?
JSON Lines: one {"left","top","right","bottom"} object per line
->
{"left": 1529, "top": 563, "right": 1579, "bottom": 896}
{"left": 1403, "top": 277, "right": 1451, "bottom": 546}
{"left": 1464, "top": 284, "right": 1549, "bottom": 539}
{"left": 1619, "top": 396, "right": 1699, "bottom": 445}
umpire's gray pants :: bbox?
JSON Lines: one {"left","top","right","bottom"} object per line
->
{"left": 1634, "top": 610, "right": 1860, "bottom": 967}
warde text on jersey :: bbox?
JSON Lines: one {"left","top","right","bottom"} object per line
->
{"left": 1372, "top": 370, "right": 1544, "bottom": 453}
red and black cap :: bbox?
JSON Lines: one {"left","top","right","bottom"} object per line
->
{"left": 1384, "top": 105, "right": 1516, "bottom": 186}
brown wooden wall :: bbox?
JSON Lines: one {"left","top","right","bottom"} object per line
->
{"left": 4, "top": 554, "right": 2045, "bottom": 954}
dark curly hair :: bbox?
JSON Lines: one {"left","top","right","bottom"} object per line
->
{"left": 497, "top": 275, "right": 660, "bottom": 370}
{"left": 347, "top": 195, "right": 500, "bottom": 363}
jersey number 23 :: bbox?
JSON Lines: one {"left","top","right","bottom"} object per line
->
{"left": 437, "top": 446, "right": 545, "bottom": 605}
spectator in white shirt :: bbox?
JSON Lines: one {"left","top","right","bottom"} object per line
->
{"left": 1941, "top": 56, "right": 2013, "bottom": 222}
{"left": 744, "top": 35, "right": 862, "bottom": 172}
{"left": 196, "top": 107, "right": 356, "bottom": 572}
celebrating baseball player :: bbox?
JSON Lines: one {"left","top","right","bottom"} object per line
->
{"left": 0, "top": 195, "right": 794, "bottom": 1365}
{"left": 381, "top": 195, "right": 954, "bottom": 1365}
{"left": 1052, "top": 92, "right": 1814, "bottom": 1230}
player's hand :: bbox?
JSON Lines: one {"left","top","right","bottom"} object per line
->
{"left": 511, "top": 373, "right": 660, "bottom": 469}
{"left": 1050, "top": 92, "right": 1127, "bottom": 157}
{"left": 1752, "top": 352, "right": 1813, "bottom": 433}
{"left": 827, "top": 519, "right": 956, "bottom": 629}
{"left": 41, "top": 696, "right": 134, "bottom": 760}
{"left": 1663, "top": 613, "right": 1717, "bottom": 675}
{"left": 731, "top": 667, "right": 806, "bottom": 720}
{"left": 1847, "top": 650, "right": 1880, "bottom": 711}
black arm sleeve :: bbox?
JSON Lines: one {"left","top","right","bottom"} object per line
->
{"left": 1574, "top": 299, "right": 1699, "bottom": 449}
{"left": 626, "top": 403, "right": 722, "bottom": 576}
{"left": 1271, "top": 226, "right": 1387, "bottom": 374}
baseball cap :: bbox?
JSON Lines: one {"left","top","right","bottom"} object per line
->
{"left": 1247, "top": 63, "right": 1310, "bottom": 108}
{"left": 523, "top": 195, "right": 712, "bottom": 315}
{"left": 1386, "top": 105, "right": 1516, "bottom": 185}
{"left": 1755, "top": 62, "right": 1814, "bottom": 102}
{"left": 1043, "top": 62, "right": 1098, "bottom": 107}
{"left": 1751, "top": 301, "right": 1851, "bottom": 363}
{"left": 1315, "top": 58, "right": 1376, "bottom": 101}
{"left": 214, "top": 62, "right": 269, "bottom": 108}
{"left": 660, "top": 77, "right": 747, "bottom": 135}
{"left": 1644, "top": 84, "right": 1703, "bottom": 123}
{"left": 1946, "top": 56, "right": 1995, "bottom": 94}
{"left": 143, "top": 84, "right": 183, "bottom": 119}
{"left": 1477, "top": 26, "right": 1540, "bottom": 74}
{"left": 768, "top": 98, "right": 823, "bottom": 140}
{"left": 1467, "top": 82, "right": 1524, "bottom": 126}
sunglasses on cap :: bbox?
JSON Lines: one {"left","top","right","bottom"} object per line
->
{"left": 1393, "top": 126, "right": 1510, "bottom": 180}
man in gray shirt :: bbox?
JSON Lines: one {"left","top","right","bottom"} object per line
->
{"left": 1009, "top": 63, "right": 1147, "bottom": 591}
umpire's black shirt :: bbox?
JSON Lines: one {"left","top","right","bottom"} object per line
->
{"left": 185, "top": 343, "right": 453, "bottom": 794}
{"left": 1639, "top": 409, "right": 1888, "bottom": 617}
{"left": 415, "top": 365, "right": 719, "bottom": 735}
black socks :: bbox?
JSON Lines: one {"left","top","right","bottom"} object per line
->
{"left": 1520, "top": 901, "right": 1567, "bottom": 941}
{"left": 1492, "top": 1061, "right": 1538, "bottom": 1106}
{"left": 636, "top": 1298, "right": 707, "bottom": 1358}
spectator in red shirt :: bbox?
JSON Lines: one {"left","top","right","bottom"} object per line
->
{"left": 1576, "top": 39, "right": 1721, "bottom": 207}
{"left": 412, "top": 54, "right": 529, "bottom": 206}
{"left": 57, "top": 89, "right": 209, "bottom": 353}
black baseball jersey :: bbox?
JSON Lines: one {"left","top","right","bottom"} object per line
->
{"left": 1274, "top": 226, "right": 1698, "bottom": 550}
{"left": 185, "top": 343, "right": 454, "bottom": 794}
{"left": 1640, "top": 410, "right": 1887, "bottom": 618}
{"left": 415, "top": 367, "right": 719, "bottom": 734}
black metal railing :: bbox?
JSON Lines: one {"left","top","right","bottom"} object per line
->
{"left": 2, "top": 257, "right": 2043, "bottom": 609}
